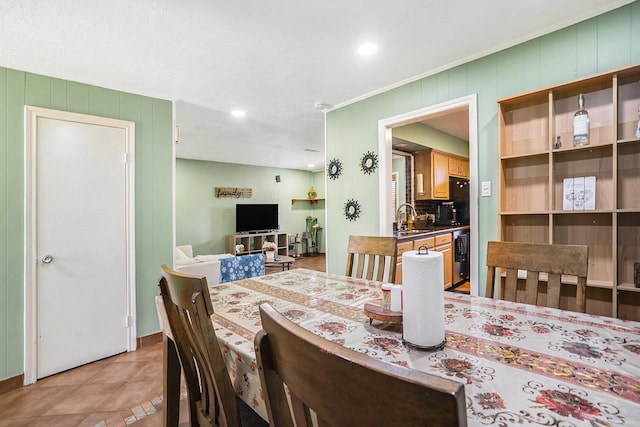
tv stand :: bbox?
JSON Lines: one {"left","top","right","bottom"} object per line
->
{"left": 226, "top": 231, "right": 289, "bottom": 256}
{"left": 247, "top": 229, "right": 279, "bottom": 235}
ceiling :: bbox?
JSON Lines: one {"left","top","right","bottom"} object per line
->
{"left": 0, "top": 0, "right": 632, "bottom": 171}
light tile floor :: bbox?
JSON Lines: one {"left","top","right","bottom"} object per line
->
{"left": 0, "top": 343, "right": 181, "bottom": 426}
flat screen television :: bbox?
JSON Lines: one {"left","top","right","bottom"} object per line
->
{"left": 235, "top": 203, "right": 279, "bottom": 233}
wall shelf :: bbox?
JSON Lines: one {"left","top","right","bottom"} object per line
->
{"left": 291, "top": 198, "right": 325, "bottom": 205}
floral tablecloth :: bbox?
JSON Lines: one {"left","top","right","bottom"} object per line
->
{"left": 209, "top": 269, "right": 640, "bottom": 426}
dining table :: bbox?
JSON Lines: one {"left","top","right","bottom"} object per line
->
{"left": 162, "top": 268, "right": 640, "bottom": 426}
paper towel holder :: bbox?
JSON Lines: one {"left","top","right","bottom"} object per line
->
{"left": 402, "top": 245, "right": 447, "bottom": 352}
{"left": 404, "top": 338, "right": 446, "bottom": 351}
{"left": 416, "top": 244, "right": 429, "bottom": 254}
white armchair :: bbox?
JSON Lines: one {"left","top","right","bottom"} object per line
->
{"left": 174, "top": 245, "right": 233, "bottom": 285}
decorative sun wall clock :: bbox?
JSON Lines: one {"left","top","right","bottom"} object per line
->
{"left": 344, "top": 199, "right": 361, "bottom": 221}
{"left": 327, "top": 158, "right": 342, "bottom": 180}
{"left": 360, "top": 151, "right": 378, "bottom": 175}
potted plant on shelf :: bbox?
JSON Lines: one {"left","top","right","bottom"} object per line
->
{"left": 307, "top": 187, "right": 318, "bottom": 199}
{"left": 262, "top": 241, "right": 277, "bottom": 261}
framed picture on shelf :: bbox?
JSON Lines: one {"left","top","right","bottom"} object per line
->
{"left": 584, "top": 176, "right": 596, "bottom": 210}
{"left": 573, "top": 177, "right": 585, "bottom": 211}
{"left": 563, "top": 178, "right": 573, "bottom": 211}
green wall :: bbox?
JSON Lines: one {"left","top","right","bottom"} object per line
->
{"left": 176, "top": 159, "right": 326, "bottom": 255}
{"left": 0, "top": 68, "right": 173, "bottom": 382}
{"left": 394, "top": 123, "right": 469, "bottom": 156}
{"left": 325, "top": 2, "right": 640, "bottom": 293}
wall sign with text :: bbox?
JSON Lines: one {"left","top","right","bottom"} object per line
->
{"left": 214, "top": 187, "right": 252, "bottom": 198}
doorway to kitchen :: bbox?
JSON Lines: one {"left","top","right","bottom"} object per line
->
{"left": 377, "top": 95, "right": 478, "bottom": 295}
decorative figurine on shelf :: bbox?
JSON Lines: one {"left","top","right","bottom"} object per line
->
{"left": 307, "top": 187, "right": 318, "bottom": 199}
{"left": 554, "top": 136, "right": 562, "bottom": 149}
{"left": 262, "top": 241, "right": 277, "bottom": 261}
{"left": 635, "top": 105, "right": 640, "bottom": 139}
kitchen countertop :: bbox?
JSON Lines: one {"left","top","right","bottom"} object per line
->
{"left": 393, "top": 224, "right": 470, "bottom": 241}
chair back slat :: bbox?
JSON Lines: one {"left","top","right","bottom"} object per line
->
{"left": 345, "top": 235, "right": 398, "bottom": 283}
{"left": 485, "top": 241, "right": 589, "bottom": 312}
{"left": 524, "top": 272, "right": 540, "bottom": 306}
{"left": 546, "top": 273, "right": 562, "bottom": 309}
{"left": 255, "top": 303, "right": 467, "bottom": 427}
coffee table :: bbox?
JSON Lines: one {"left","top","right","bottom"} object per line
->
{"left": 264, "top": 255, "right": 295, "bottom": 271}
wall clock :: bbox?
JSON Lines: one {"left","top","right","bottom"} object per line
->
{"left": 327, "top": 158, "right": 342, "bottom": 180}
{"left": 344, "top": 199, "right": 361, "bottom": 221}
{"left": 360, "top": 151, "right": 378, "bottom": 175}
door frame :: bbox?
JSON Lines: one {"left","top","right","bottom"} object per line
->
{"left": 23, "top": 106, "right": 136, "bottom": 385}
{"left": 377, "top": 94, "right": 479, "bottom": 295}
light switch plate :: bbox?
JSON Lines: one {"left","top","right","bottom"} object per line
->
{"left": 481, "top": 181, "right": 491, "bottom": 197}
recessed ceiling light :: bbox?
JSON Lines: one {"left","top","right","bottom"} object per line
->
{"left": 307, "top": 164, "right": 314, "bottom": 168}
{"left": 357, "top": 43, "right": 378, "bottom": 56}
{"left": 231, "top": 110, "right": 246, "bottom": 117}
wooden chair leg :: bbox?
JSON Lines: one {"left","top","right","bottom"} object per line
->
{"left": 164, "top": 334, "right": 181, "bottom": 427}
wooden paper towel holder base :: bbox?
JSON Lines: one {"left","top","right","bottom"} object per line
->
{"left": 364, "top": 300, "right": 403, "bottom": 324}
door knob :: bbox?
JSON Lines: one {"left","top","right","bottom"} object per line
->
{"left": 42, "top": 254, "right": 54, "bottom": 264}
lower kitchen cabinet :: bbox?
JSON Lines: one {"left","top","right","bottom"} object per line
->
{"left": 396, "top": 233, "right": 452, "bottom": 288}
{"left": 395, "top": 241, "right": 414, "bottom": 284}
{"left": 433, "top": 234, "right": 453, "bottom": 289}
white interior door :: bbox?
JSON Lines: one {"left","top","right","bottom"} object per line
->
{"left": 25, "top": 108, "right": 136, "bottom": 380}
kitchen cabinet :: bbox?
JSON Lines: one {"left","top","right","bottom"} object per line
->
{"left": 395, "top": 233, "right": 452, "bottom": 288}
{"left": 414, "top": 149, "right": 449, "bottom": 200}
{"left": 395, "top": 241, "right": 414, "bottom": 284}
{"left": 432, "top": 152, "right": 449, "bottom": 199}
{"left": 433, "top": 234, "right": 453, "bottom": 289}
{"left": 448, "top": 156, "right": 469, "bottom": 178}
{"left": 497, "top": 63, "right": 640, "bottom": 320}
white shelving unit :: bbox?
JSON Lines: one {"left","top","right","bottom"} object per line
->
{"left": 226, "top": 231, "right": 289, "bottom": 257}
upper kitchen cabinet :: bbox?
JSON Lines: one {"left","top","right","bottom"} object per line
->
{"left": 497, "top": 63, "right": 640, "bottom": 321}
{"left": 415, "top": 149, "right": 468, "bottom": 200}
{"left": 448, "top": 155, "right": 469, "bottom": 179}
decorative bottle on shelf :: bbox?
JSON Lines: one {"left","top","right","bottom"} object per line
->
{"left": 573, "top": 93, "right": 590, "bottom": 147}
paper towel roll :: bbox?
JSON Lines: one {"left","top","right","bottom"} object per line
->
{"left": 416, "top": 173, "right": 424, "bottom": 194}
{"left": 402, "top": 250, "right": 445, "bottom": 349}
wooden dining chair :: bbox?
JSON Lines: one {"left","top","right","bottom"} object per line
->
{"left": 254, "top": 303, "right": 467, "bottom": 427}
{"left": 485, "top": 241, "right": 589, "bottom": 312}
{"left": 159, "top": 264, "right": 248, "bottom": 427}
{"left": 345, "top": 235, "right": 398, "bottom": 283}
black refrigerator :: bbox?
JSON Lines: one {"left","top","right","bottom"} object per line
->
{"left": 449, "top": 177, "right": 470, "bottom": 225}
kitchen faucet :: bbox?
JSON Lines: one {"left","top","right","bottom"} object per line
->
{"left": 396, "top": 203, "right": 417, "bottom": 230}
